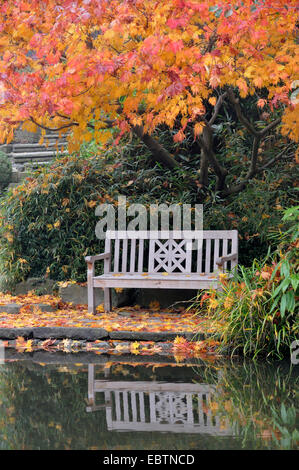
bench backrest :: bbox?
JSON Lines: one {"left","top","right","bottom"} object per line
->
{"left": 104, "top": 230, "right": 238, "bottom": 274}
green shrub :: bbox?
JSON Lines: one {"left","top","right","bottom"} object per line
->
{"left": 196, "top": 207, "right": 299, "bottom": 358}
{"left": 0, "top": 134, "right": 297, "bottom": 287}
{"left": 0, "top": 151, "right": 12, "bottom": 192}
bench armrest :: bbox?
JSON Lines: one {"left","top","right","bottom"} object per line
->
{"left": 215, "top": 252, "right": 238, "bottom": 267}
{"left": 85, "top": 252, "right": 110, "bottom": 265}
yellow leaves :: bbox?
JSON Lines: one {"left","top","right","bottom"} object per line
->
{"left": 12, "top": 23, "right": 34, "bottom": 41}
{"left": 209, "top": 298, "right": 219, "bottom": 310}
{"left": 173, "top": 335, "right": 187, "bottom": 345}
{"left": 103, "top": 29, "right": 116, "bottom": 41}
{"left": 96, "top": 304, "right": 105, "bottom": 313}
{"left": 194, "top": 122, "right": 204, "bottom": 137}
{"left": 244, "top": 66, "right": 256, "bottom": 79}
{"left": 130, "top": 341, "right": 140, "bottom": 354}
{"left": 223, "top": 296, "right": 234, "bottom": 310}
{"left": 22, "top": 121, "right": 38, "bottom": 134}
{"left": 224, "top": 400, "right": 233, "bottom": 413}
{"left": 209, "top": 400, "right": 219, "bottom": 414}
{"left": 58, "top": 280, "right": 76, "bottom": 288}
{"left": 3, "top": 232, "right": 13, "bottom": 243}
{"left": 0, "top": 0, "right": 293, "bottom": 149}
{"left": 54, "top": 220, "right": 61, "bottom": 229}
{"left": 47, "top": 220, "right": 60, "bottom": 230}
{"left": 86, "top": 200, "right": 97, "bottom": 208}
{"left": 96, "top": 130, "right": 113, "bottom": 146}
{"left": 281, "top": 106, "right": 299, "bottom": 142}
{"left": 0, "top": 36, "right": 9, "bottom": 47}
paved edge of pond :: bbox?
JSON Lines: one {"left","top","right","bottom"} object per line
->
{"left": 0, "top": 327, "right": 208, "bottom": 342}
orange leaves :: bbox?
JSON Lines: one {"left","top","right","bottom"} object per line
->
{"left": 0, "top": 0, "right": 297, "bottom": 147}
{"left": 194, "top": 122, "right": 204, "bottom": 137}
{"left": 173, "top": 129, "right": 186, "bottom": 143}
{"left": 257, "top": 99, "right": 267, "bottom": 109}
{"left": 15, "top": 337, "right": 33, "bottom": 352}
{"left": 0, "top": 291, "right": 206, "bottom": 333}
{"left": 236, "top": 78, "right": 248, "bottom": 98}
{"left": 0, "top": 290, "right": 219, "bottom": 358}
{"left": 173, "top": 335, "right": 220, "bottom": 358}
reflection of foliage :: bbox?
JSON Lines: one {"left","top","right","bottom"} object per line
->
{"left": 194, "top": 360, "right": 299, "bottom": 450}
{"left": 0, "top": 360, "right": 297, "bottom": 450}
{"left": 0, "top": 361, "right": 230, "bottom": 450}
{"left": 0, "top": 362, "right": 104, "bottom": 450}
{"left": 271, "top": 404, "right": 299, "bottom": 450}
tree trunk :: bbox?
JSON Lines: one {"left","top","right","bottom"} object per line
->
{"left": 132, "top": 125, "right": 180, "bottom": 169}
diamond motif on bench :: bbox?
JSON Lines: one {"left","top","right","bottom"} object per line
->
{"left": 151, "top": 239, "right": 191, "bottom": 273}
{"left": 154, "top": 392, "right": 190, "bottom": 425}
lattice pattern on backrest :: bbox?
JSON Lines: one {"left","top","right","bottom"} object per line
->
{"left": 104, "top": 231, "right": 238, "bottom": 274}
{"left": 148, "top": 239, "right": 192, "bottom": 273}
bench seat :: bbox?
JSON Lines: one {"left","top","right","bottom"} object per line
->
{"left": 93, "top": 272, "right": 228, "bottom": 289}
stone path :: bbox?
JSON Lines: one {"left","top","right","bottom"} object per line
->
{"left": 0, "top": 295, "right": 217, "bottom": 360}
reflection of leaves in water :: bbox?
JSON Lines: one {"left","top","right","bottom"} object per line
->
{"left": 271, "top": 404, "right": 299, "bottom": 450}
{"left": 191, "top": 358, "right": 298, "bottom": 450}
{"left": 0, "top": 360, "right": 297, "bottom": 450}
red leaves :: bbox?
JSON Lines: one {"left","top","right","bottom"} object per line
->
{"left": 168, "top": 40, "right": 184, "bottom": 54}
{"left": 165, "top": 81, "right": 184, "bottom": 98}
{"left": 173, "top": 129, "right": 186, "bottom": 142}
{"left": 46, "top": 51, "right": 61, "bottom": 65}
{"left": 166, "top": 16, "right": 188, "bottom": 29}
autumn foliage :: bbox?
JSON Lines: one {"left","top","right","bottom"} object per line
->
{"left": 0, "top": 0, "right": 298, "bottom": 189}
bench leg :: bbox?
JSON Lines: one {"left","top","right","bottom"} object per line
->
{"left": 87, "top": 262, "right": 96, "bottom": 314}
{"left": 104, "top": 288, "right": 111, "bottom": 312}
{"left": 88, "top": 282, "right": 96, "bottom": 314}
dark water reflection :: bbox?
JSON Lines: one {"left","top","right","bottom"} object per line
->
{"left": 0, "top": 356, "right": 298, "bottom": 450}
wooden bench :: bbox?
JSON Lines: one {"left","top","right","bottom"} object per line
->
{"left": 85, "top": 230, "right": 238, "bottom": 313}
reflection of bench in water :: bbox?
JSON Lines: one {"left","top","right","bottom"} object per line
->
{"left": 86, "top": 365, "right": 231, "bottom": 435}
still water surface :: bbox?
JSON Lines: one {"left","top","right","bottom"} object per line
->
{"left": 0, "top": 356, "right": 298, "bottom": 450}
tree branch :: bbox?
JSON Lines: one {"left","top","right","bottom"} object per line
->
{"left": 209, "top": 92, "right": 227, "bottom": 126}
{"left": 259, "top": 117, "right": 281, "bottom": 136}
{"left": 29, "top": 117, "right": 78, "bottom": 132}
{"left": 29, "top": 116, "right": 179, "bottom": 170}
{"left": 227, "top": 88, "right": 259, "bottom": 137}
{"left": 132, "top": 125, "right": 180, "bottom": 169}
{"left": 246, "top": 135, "right": 260, "bottom": 179}
{"left": 221, "top": 145, "right": 291, "bottom": 197}
{"left": 227, "top": 88, "right": 281, "bottom": 138}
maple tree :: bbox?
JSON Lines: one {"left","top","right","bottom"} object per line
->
{"left": 0, "top": 0, "right": 298, "bottom": 196}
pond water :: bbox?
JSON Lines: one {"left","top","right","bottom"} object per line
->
{"left": 0, "top": 355, "right": 298, "bottom": 450}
